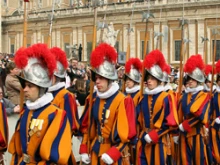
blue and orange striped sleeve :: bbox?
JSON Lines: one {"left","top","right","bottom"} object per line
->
{"left": 0, "top": 103, "right": 8, "bottom": 152}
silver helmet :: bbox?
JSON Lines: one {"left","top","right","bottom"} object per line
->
{"left": 91, "top": 60, "right": 118, "bottom": 81}
{"left": 146, "top": 64, "right": 164, "bottom": 82}
{"left": 18, "top": 58, "right": 52, "bottom": 88}
{"left": 54, "top": 61, "right": 66, "bottom": 78}
{"left": 186, "top": 67, "right": 205, "bottom": 83}
{"left": 125, "top": 67, "right": 141, "bottom": 83}
{"left": 163, "top": 71, "right": 169, "bottom": 83}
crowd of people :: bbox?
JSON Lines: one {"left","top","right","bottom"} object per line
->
{"left": 0, "top": 42, "right": 219, "bottom": 165}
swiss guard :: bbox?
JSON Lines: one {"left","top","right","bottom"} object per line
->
{"left": 177, "top": 54, "right": 210, "bottom": 165}
{"left": 8, "top": 44, "right": 72, "bottom": 164}
{"left": 49, "top": 47, "right": 79, "bottom": 135}
{"left": 79, "top": 43, "right": 136, "bottom": 165}
{"left": 0, "top": 103, "right": 8, "bottom": 165}
{"left": 210, "top": 59, "right": 220, "bottom": 164}
{"left": 136, "top": 50, "right": 177, "bottom": 165}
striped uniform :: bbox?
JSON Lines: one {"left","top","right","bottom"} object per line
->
{"left": 0, "top": 102, "right": 8, "bottom": 152}
{"left": 177, "top": 91, "right": 210, "bottom": 165}
{"left": 8, "top": 104, "right": 72, "bottom": 165}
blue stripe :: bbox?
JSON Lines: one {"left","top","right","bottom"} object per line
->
{"left": 2, "top": 103, "right": 8, "bottom": 142}
{"left": 20, "top": 106, "right": 29, "bottom": 153}
{"left": 64, "top": 93, "right": 73, "bottom": 128}
{"left": 50, "top": 113, "right": 67, "bottom": 162}
{"left": 159, "top": 143, "right": 165, "bottom": 164}
{"left": 142, "top": 95, "right": 150, "bottom": 128}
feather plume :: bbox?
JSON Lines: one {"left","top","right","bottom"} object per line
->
{"left": 163, "top": 64, "right": 171, "bottom": 74}
{"left": 204, "top": 64, "right": 215, "bottom": 76}
{"left": 184, "top": 54, "right": 205, "bottom": 73}
{"left": 143, "top": 50, "right": 166, "bottom": 70}
{"left": 125, "top": 58, "right": 142, "bottom": 73}
{"left": 50, "top": 47, "right": 68, "bottom": 69}
{"left": 90, "top": 43, "right": 117, "bottom": 68}
{"left": 15, "top": 43, "right": 56, "bottom": 78}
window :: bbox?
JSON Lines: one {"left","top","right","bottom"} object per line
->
{"left": 64, "top": 43, "right": 70, "bottom": 58}
{"left": 175, "top": 40, "right": 181, "bottom": 61}
{"left": 212, "top": 40, "right": 220, "bottom": 61}
{"left": 87, "top": 42, "right": 92, "bottom": 63}
{"left": 141, "top": 40, "right": 149, "bottom": 59}
{"left": 10, "top": 45, "right": 15, "bottom": 54}
{"left": 114, "top": 41, "right": 119, "bottom": 53}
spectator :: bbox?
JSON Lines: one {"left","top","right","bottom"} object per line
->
{"left": 0, "top": 87, "right": 20, "bottom": 115}
{"left": 0, "top": 60, "right": 7, "bottom": 97}
{"left": 5, "top": 61, "right": 21, "bottom": 105}
{"left": 67, "top": 57, "right": 83, "bottom": 81}
{"left": 75, "top": 79, "right": 87, "bottom": 106}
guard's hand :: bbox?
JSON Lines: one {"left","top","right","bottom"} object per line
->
{"left": 215, "top": 117, "right": 220, "bottom": 124}
{"left": 80, "top": 153, "right": 90, "bottom": 164}
{"left": 144, "top": 134, "right": 152, "bottom": 143}
{"left": 101, "top": 153, "right": 114, "bottom": 164}
{"left": 172, "top": 136, "right": 179, "bottom": 144}
{"left": 179, "top": 123, "right": 185, "bottom": 132}
{"left": 13, "top": 105, "right": 20, "bottom": 113}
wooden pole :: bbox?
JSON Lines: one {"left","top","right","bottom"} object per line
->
{"left": 140, "top": 19, "right": 149, "bottom": 96}
{"left": 47, "top": 0, "right": 55, "bottom": 48}
{"left": 20, "top": 1, "right": 28, "bottom": 110}
{"left": 210, "top": 32, "right": 217, "bottom": 97}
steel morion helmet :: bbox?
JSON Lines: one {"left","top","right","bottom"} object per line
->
{"left": 90, "top": 43, "right": 118, "bottom": 81}
{"left": 143, "top": 50, "right": 166, "bottom": 82}
{"left": 124, "top": 58, "right": 142, "bottom": 83}
{"left": 204, "top": 64, "right": 215, "bottom": 82}
{"left": 50, "top": 47, "right": 68, "bottom": 78}
{"left": 14, "top": 43, "right": 57, "bottom": 88}
{"left": 163, "top": 64, "right": 171, "bottom": 83}
{"left": 184, "top": 54, "right": 205, "bottom": 83}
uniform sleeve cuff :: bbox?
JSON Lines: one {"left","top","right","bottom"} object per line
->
{"left": 148, "top": 130, "right": 159, "bottom": 143}
{"left": 79, "top": 144, "right": 88, "bottom": 154}
{"left": 106, "top": 146, "right": 121, "bottom": 162}
{"left": 182, "top": 120, "right": 192, "bottom": 132}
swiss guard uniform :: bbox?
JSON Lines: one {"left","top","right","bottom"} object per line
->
{"left": 210, "top": 60, "right": 220, "bottom": 164}
{"left": 162, "top": 64, "right": 179, "bottom": 165}
{"left": 0, "top": 102, "right": 8, "bottom": 165}
{"left": 8, "top": 44, "right": 72, "bottom": 165}
{"left": 48, "top": 47, "right": 79, "bottom": 135}
{"left": 124, "top": 58, "right": 142, "bottom": 164}
{"left": 136, "top": 50, "right": 177, "bottom": 165}
{"left": 79, "top": 43, "right": 136, "bottom": 165}
{"left": 177, "top": 55, "right": 210, "bottom": 165}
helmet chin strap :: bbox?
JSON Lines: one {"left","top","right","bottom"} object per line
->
{"left": 39, "top": 88, "right": 47, "bottom": 98}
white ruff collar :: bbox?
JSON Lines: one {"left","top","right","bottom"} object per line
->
{"left": 126, "top": 85, "right": 140, "bottom": 94}
{"left": 96, "top": 82, "right": 119, "bottom": 99}
{"left": 204, "top": 84, "right": 216, "bottom": 92}
{"left": 144, "top": 85, "right": 164, "bottom": 95}
{"left": 216, "top": 85, "right": 220, "bottom": 93}
{"left": 48, "top": 82, "right": 66, "bottom": 92}
{"left": 185, "top": 85, "right": 204, "bottom": 95}
{"left": 163, "top": 84, "right": 173, "bottom": 91}
{"left": 26, "top": 93, "right": 54, "bottom": 110}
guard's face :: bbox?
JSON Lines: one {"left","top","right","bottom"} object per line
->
{"left": 188, "top": 77, "right": 198, "bottom": 88}
{"left": 125, "top": 78, "right": 135, "bottom": 89}
{"left": 23, "top": 82, "right": 40, "bottom": 102}
{"left": 95, "top": 75, "right": 109, "bottom": 93}
{"left": 205, "top": 79, "right": 211, "bottom": 88}
{"left": 146, "top": 75, "right": 159, "bottom": 90}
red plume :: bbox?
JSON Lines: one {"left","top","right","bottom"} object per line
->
{"left": 15, "top": 43, "right": 56, "bottom": 78}
{"left": 163, "top": 64, "right": 171, "bottom": 74}
{"left": 90, "top": 43, "right": 117, "bottom": 68}
{"left": 125, "top": 58, "right": 142, "bottom": 73}
{"left": 143, "top": 50, "right": 166, "bottom": 70}
{"left": 204, "top": 64, "right": 215, "bottom": 76}
{"left": 50, "top": 47, "right": 68, "bottom": 69}
{"left": 216, "top": 60, "right": 220, "bottom": 74}
{"left": 184, "top": 54, "right": 205, "bottom": 73}
{"left": 24, "top": 0, "right": 29, "bottom": 2}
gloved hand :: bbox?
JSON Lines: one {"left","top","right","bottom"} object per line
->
{"left": 81, "top": 153, "right": 90, "bottom": 164}
{"left": 179, "top": 123, "right": 185, "bottom": 132}
{"left": 172, "top": 136, "right": 179, "bottom": 144}
{"left": 215, "top": 117, "right": 220, "bottom": 124}
{"left": 144, "top": 134, "right": 152, "bottom": 143}
{"left": 101, "top": 153, "right": 114, "bottom": 164}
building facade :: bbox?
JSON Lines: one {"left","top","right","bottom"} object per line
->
{"left": 1, "top": 0, "right": 220, "bottom": 65}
